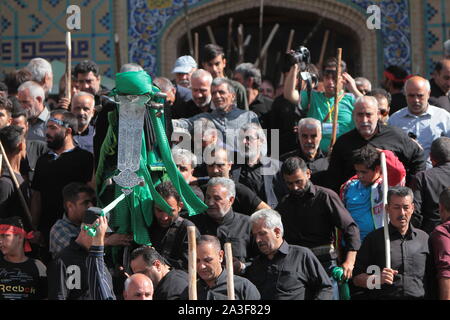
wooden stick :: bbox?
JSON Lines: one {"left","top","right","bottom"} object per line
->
{"left": 187, "top": 226, "right": 197, "bottom": 300}
{"left": 255, "top": 23, "right": 279, "bottom": 67}
{"left": 65, "top": 31, "right": 72, "bottom": 102}
{"left": 286, "top": 29, "right": 295, "bottom": 53}
{"left": 227, "top": 17, "right": 233, "bottom": 60}
{"left": 206, "top": 25, "right": 217, "bottom": 45}
{"left": 318, "top": 30, "right": 330, "bottom": 70}
{"left": 183, "top": 0, "right": 194, "bottom": 57}
{"left": 259, "top": 0, "right": 264, "bottom": 54}
{"left": 237, "top": 24, "right": 244, "bottom": 65}
{"left": 194, "top": 32, "right": 199, "bottom": 64}
{"left": 329, "top": 48, "right": 342, "bottom": 152}
{"left": 0, "top": 141, "right": 33, "bottom": 229}
{"left": 224, "top": 243, "right": 235, "bottom": 300}
{"left": 114, "top": 33, "right": 121, "bottom": 73}
{"left": 380, "top": 152, "right": 391, "bottom": 269}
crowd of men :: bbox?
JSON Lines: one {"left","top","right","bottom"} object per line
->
{"left": 0, "top": 42, "right": 449, "bottom": 300}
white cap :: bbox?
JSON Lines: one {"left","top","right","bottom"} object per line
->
{"left": 172, "top": 55, "right": 197, "bottom": 74}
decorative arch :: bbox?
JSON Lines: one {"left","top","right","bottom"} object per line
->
{"left": 158, "top": 0, "right": 380, "bottom": 83}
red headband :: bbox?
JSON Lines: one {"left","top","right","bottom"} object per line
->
{"left": 384, "top": 70, "right": 413, "bottom": 83}
{"left": 0, "top": 224, "right": 34, "bottom": 252}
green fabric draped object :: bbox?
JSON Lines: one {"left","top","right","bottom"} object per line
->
{"left": 331, "top": 267, "right": 351, "bottom": 300}
{"left": 96, "top": 71, "right": 207, "bottom": 253}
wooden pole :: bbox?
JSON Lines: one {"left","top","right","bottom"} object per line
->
{"left": 65, "top": 31, "right": 72, "bottom": 102}
{"left": 114, "top": 33, "right": 121, "bottom": 73}
{"left": 380, "top": 152, "right": 391, "bottom": 269}
{"left": 255, "top": 23, "right": 279, "bottom": 67}
{"left": 227, "top": 17, "right": 233, "bottom": 60}
{"left": 329, "top": 48, "right": 342, "bottom": 152}
{"left": 0, "top": 141, "right": 33, "bottom": 229}
{"left": 187, "top": 226, "right": 197, "bottom": 300}
{"left": 206, "top": 25, "right": 217, "bottom": 45}
{"left": 286, "top": 29, "right": 295, "bottom": 53}
{"left": 183, "top": 0, "right": 194, "bottom": 57}
{"left": 237, "top": 24, "right": 244, "bottom": 65}
{"left": 318, "top": 30, "right": 330, "bottom": 70}
{"left": 259, "top": 0, "right": 264, "bottom": 54}
{"left": 194, "top": 32, "right": 199, "bottom": 64}
{"left": 224, "top": 243, "right": 235, "bottom": 300}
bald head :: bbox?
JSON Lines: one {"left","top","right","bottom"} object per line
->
{"left": 404, "top": 76, "right": 430, "bottom": 115}
{"left": 433, "top": 58, "right": 450, "bottom": 94}
{"left": 353, "top": 96, "right": 379, "bottom": 140}
{"left": 123, "top": 274, "right": 153, "bottom": 300}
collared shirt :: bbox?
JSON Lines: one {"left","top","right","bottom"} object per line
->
{"left": 154, "top": 269, "right": 189, "bottom": 300}
{"left": 237, "top": 162, "right": 266, "bottom": 201}
{"left": 49, "top": 214, "right": 80, "bottom": 258}
{"left": 86, "top": 245, "right": 115, "bottom": 300}
{"left": 74, "top": 124, "right": 95, "bottom": 154}
{"left": 245, "top": 241, "right": 333, "bottom": 300}
{"left": 353, "top": 224, "right": 432, "bottom": 299}
{"left": 276, "top": 183, "right": 361, "bottom": 252}
{"left": 430, "top": 219, "right": 450, "bottom": 279}
{"left": 27, "top": 107, "right": 50, "bottom": 142}
{"left": 190, "top": 269, "right": 260, "bottom": 300}
{"left": 148, "top": 216, "right": 199, "bottom": 270}
{"left": 388, "top": 105, "right": 450, "bottom": 167}
{"left": 411, "top": 162, "right": 450, "bottom": 233}
{"left": 172, "top": 107, "right": 260, "bottom": 150}
{"left": 327, "top": 122, "right": 426, "bottom": 193}
{"left": 188, "top": 209, "right": 258, "bottom": 263}
{"left": 47, "top": 240, "right": 90, "bottom": 300}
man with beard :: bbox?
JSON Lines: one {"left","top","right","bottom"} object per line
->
{"left": 429, "top": 58, "right": 450, "bottom": 112}
{"left": 188, "top": 177, "right": 258, "bottom": 274}
{"left": 231, "top": 122, "right": 287, "bottom": 208}
{"left": 17, "top": 81, "right": 50, "bottom": 141}
{"left": 71, "top": 92, "right": 95, "bottom": 153}
{"left": 389, "top": 76, "right": 450, "bottom": 168}
{"left": 276, "top": 156, "right": 360, "bottom": 299}
{"left": 171, "top": 69, "right": 213, "bottom": 119}
{"left": 327, "top": 96, "right": 425, "bottom": 192}
{"left": 30, "top": 109, "right": 93, "bottom": 263}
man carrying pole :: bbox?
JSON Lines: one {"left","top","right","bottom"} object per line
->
{"left": 184, "top": 235, "right": 260, "bottom": 300}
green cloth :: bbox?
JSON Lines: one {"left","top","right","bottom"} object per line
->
{"left": 300, "top": 90, "right": 355, "bottom": 151}
{"left": 113, "top": 70, "right": 154, "bottom": 95}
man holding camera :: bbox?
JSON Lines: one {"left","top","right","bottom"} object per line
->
{"left": 284, "top": 55, "right": 364, "bottom": 152}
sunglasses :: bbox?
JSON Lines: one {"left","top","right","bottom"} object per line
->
{"left": 379, "top": 109, "right": 389, "bottom": 116}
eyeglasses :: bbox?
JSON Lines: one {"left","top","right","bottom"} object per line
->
{"left": 379, "top": 109, "right": 389, "bottom": 116}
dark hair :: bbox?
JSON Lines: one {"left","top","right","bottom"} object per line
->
{"left": 352, "top": 145, "right": 381, "bottom": 170}
{"left": 201, "top": 44, "right": 225, "bottom": 63}
{"left": 130, "top": 246, "right": 167, "bottom": 266}
{"left": 434, "top": 59, "right": 450, "bottom": 73}
{"left": 439, "top": 188, "right": 450, "bottom": 212}
{"left": 281, "top": 156, "right": 308, "bottom": 176}
{"left": 155, "top": 180, "right": 181, "bottom": 203}
{"left": 323, "top": 57, "right": 347, "bottom": 73}
{"left": 0, "top": 82, "right": 7, "bottom": 93}
{"left": 430, "top": 137, "right": 450, "bottom": 165}
{"left": 0, "top": 216, "right": 25, "bottom": 229}
{"left": 367, "top": 88, "right": 392, "bottom": 105}
{"left": 0, "top": 125, "right": 24, "bottom": 154}
{"left": 50, "top": 109, "right": 78, "bottom": 134}
{"left": 197, "top": 235, "right": 221, "bottom": 251}
{"left": 4, "top": 69, "right": 32, "bottom": 95}
{"left": 62, "top": 182, "right": 95, "bottom": 205}
{"left": 0, "top": 96, "right": 13, "bottom": 115}
{"left": 385, "top": 65, "right": 408, "bottom": 89}
{"left": 73, "top": 60, "right": 100, "bottom": 78}
{"left": 387, "top": 186, "right": 413, "bottom": 204}
{"left": 12, "top": 105, "right": 28, "bottom": 121}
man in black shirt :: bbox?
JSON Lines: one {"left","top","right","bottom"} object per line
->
{"left": 353, "top": 187, "right": 434, "bottom": 299}
{"left": 201, "top": 147, "right": 270, "bottom": 215}
{"left": 188, "top": 177, "right": 258, "bottom": 274}
{"left": 231, "top": 122, "right": 288, "bottom": 208}
{"left": 148, "top": 181, "right": 199, "bottom": 270}
{"left": 245, "top": 208, "right": 333, "bottom": 300}
{"left": 327, "top": 96, "right": 425, "bottom": 192}
{"left": 129, "top": 246, "right": 188, "bottom": 300}
{"left": 30, "top": 110, "right": 93, "bottom": 262}
{"left": 276, "top": 157, "right": 360, "bottom": 293}
{"left": 411, "top": 137, "right": 450, "bottom": 233}
{"left": 429, "top": 58, "right": 450, "bottom": 112}
{"left": 185, "top": 235, "right": 260, "bottom": 300}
